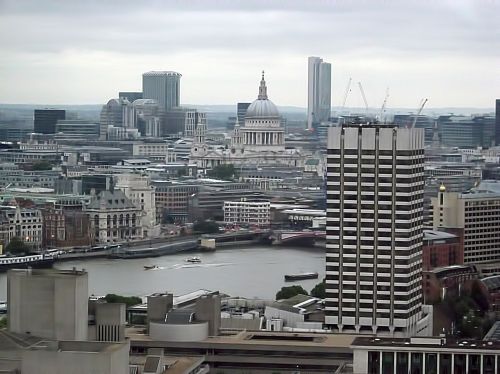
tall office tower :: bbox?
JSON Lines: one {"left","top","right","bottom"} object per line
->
{"left": 326, "top": 124, "right": 425, "bottom": 336}
{"left": 142, "top": 71, "right": 181, "bottom": 111}
{"left": 34, "top": 109, "right": 66, "bottom": 134}
{"left": 237, "top": 102, "right": 251, "bottom": 125}
{"left": 496, "top": 99, "right": 500, "bottom": 145}
{"left": 307, "top": 56, "right": 331, "bottom": 130}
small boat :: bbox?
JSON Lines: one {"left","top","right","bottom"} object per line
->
{"left": 284, "top": 272, "right": 319, "bottom": 281}
{"left": 186, "top": 257, "right": 201, "bottom": 263}
{"left": 144, "top": 265, "right": 158, "bottom": 270}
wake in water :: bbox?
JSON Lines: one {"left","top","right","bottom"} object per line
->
{"left": 170, "top": 262, "right": 234, "bottom": 270}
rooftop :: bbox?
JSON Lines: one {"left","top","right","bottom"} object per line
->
{"left": 352, "top": 336, "right": 500, "bottom": 351}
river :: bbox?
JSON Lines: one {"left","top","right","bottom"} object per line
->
{"left": 0, "top": 245, "right": 325, "bottom": 300}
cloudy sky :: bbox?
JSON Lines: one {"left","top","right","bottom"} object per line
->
{"left": 0, "top": 0, "right": 498, "bottom": 108}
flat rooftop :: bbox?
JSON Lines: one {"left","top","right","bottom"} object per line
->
{"left": 352, "top": 336, "right": 500, "bottom": 351}
{"left": 8, "top": 268, "right": 87, "bottom": 277}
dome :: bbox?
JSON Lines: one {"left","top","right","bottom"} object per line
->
{"left": 246, "top": 99, "right": 279, "bottom": 118}
{"left": 439, "top": 184, "right": 446, "bottom": 192}
{"left": 245, "top": 71, "right": 280, "bottom": 118}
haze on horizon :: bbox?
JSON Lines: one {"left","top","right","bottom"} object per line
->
{"left": 0, "top": 0, "right": 498, "bottom": 109}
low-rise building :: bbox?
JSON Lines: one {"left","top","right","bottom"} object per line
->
{"left": 0, "top": 205, "right": 43, "bottom": 251}
{"left": 423, "top": 229, "right": 463, "bottom": 271}
{"left": 223, "top": 199, "right": 270, "bottom": 228}
{"left": 86, "top": 186, "right": 143, "bottom": 243}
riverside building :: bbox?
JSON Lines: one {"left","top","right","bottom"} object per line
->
{"left": 326, "top": 124, "right": 427, "bottom": 336}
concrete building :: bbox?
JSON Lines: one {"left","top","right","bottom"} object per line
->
{"left": 351, "top": 335, "right": 500, "bottom": 374}
{"left": 22, "top": 340, "right": 129, "bottom": 374}
{"left": 132, "top": 99, "right": 163, "bottom": 137}
{"left": 115, "top": 173, "right": 158, "bottom": 237}
{"left": 7, "top": 268, "right": 88, "bottom": 341}
{"left": 223, "top": 199, "right": 270, "bottom": 228}
{"left": 34, "top": 109, "right": 66, "bottom": 134}
{"left": 307, "top": 56, "right": 331, "bottom": 130}
{"left": 326, "top": 124, "right": 426, "bottom": 336}
{"left": 432, "top": 188, "right": 500, "bottom": 274}
{"left": 142, "top": 71, "right": 181, "bottom": 111}
{"left": 99, "top": 98, "right": 133, "bottom": 133}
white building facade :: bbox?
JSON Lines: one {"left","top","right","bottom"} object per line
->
{"left": 307, "top": 56, "right": 331, "bottom": 130}
{"left": 223, "top": 200, "right": 270, "bottom": 228}
{"left": 326, "top": 124, "right": 425, "bottom": 336}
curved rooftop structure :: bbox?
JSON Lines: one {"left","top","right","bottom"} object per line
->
{"left": 245, "top": 71, "right": 280, "bottom": 118}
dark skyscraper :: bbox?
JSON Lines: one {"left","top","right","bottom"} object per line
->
{"left": 33, "top": 109, "right": 66, "bottom": 134}
{"left": 237, "top": 102, "right": 251, "bottom": 125}
{"left": 496, "top": 99, "right": 500, "bottom": 145}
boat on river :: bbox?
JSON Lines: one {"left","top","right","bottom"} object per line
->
{"left": 0, "top": 253, "right": 56, "bottom": 272}
{"left": 284, "top": 272, "right": 319, "bottom": 281}
{"left": 144, "top": 265, "right": 159, "bottom": 270}
{"left": 186, "top": 256, "right": 201, "bottom": 263}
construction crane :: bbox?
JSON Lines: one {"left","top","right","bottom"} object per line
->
{"left": 411, "top": 98, "right": 428, "bottom": 128}
{"left": 341, "top": 77, "right": 352, "bottom": 110}
{"left": 358, "top": 82, "right": 369, "bottom": 113}
{"left": 379, "top": 87, "right": 390, "bottom": 123}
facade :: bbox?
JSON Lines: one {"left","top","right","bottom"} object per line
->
{"left": 326, "top": 124, "right": 425, "bottom": 336}
{"left": 307, "top": 56, "right": 331, "bottom": 130}
{"left": 42, "top": 203, "right": 92, "bottom": 248}
{"left": 422, "top": 229, "right": 462, "bottom": 270}
{"left": 86, "top": 186, "right": 143, "bottom": 243}
{"left": 164, "top": 107, "right": 206, "bottom": 137}
{"left": 115, "top": 173, "right": 158, "bottom": 237}
{"left": 223, "top": 200, "right": 270, "bottom": 228}
{"left": 438, "top": 115, "right": 495, "bottom": 148}
{"left": 237, "top": 102, "right": 251, "bottom": 126}
{"left": 34, "top": 109, "right": 66, "bottom": 134}
{"left": 351, "top": 336, "right": 500, "bottom": 374}
{"left": 0, "top": 205, "right": 43, "bottom": 251}
{"left": 132, "top": 99, "right": 163, "bottom": 137}
{"left": 432, "top": 189, "right": 500, "bottom": 266}
{"left": 55, "top": 120, "right": 100, "bottom": 139}
{"left": 8, "top": 268, "right": 89, "bottom": 341}
{"left": 142, "top": 71, "right": 181, "bottom": 111}
{"left": 119, "top": 91, "right": 143, "bottom": 102}
{"left": 496, "top": 99, "right": 500, "bottom": 146}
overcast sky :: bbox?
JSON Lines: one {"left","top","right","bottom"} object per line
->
{"left": 0, "top": 0, "right": 498, "bottom": 108}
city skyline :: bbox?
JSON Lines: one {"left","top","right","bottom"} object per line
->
{"left": 0, "top": 0, "right": 499, "bottom": 108}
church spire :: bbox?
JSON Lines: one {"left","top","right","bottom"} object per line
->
{"left": 258, "top": 70, "right": 268, "bottom": 100}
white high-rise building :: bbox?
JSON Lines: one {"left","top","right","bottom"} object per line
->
{"left": 307, "top": 56, "right": 331, "bottom": 130}
{"left": 326, "top": 124, "right": 426, "bottom": 336}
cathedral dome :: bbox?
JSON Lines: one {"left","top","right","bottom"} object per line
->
{"left": 245, "top": 71, "right": 280, "bottom": 118}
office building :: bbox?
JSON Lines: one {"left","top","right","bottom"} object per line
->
{"left": 0, "top": 205, "right": 44, "bottom": 251}
{"left": 351, "top": 336, "right": 500, "bottom": 374}
{"left": 237, "top": 102, "right": 251, "bottom": 125}
{"left": 164, "top": 107, "right": 206, "bottom": 136}
{"left": 326, "top": 124, "right": 426, "bottom": 336}
{"left": 33, "top": 109, "right": 65, "bottom": 134}
{"left": 422, "top": 229, "right": 462, "bottom": 271}
{"left": 223, "top": 199, "right": 270, "bottom": 228}
{"left": 8, "top": 268, "right": 89, "bottom": 341}
{"left": 438, "top": 115, "right": 495, "bottom": 148}
{"left": 55, "top": 119, "right": 100, "bottom": 139}
{"left": 119, "top": 91, "right": 143, "bottom": 103}
{"left": 142, "top": 71, "right": 181, "bottom": 111}
{"left": 432, "top": 187, "right": 500, "bottom": 272}
{"left": 307, "top": 56, "right": 331, "bottom": 130}
{"left": 99, "top": 98, "right": 133, "bottom": 132}
{"left": 496, "top": 99, "right": 500, "bottom": 146}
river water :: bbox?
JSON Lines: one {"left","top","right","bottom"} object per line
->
{"left": 0, "top": 246, "right": 325, "bottom": 300}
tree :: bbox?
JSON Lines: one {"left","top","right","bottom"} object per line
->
{"left": 276, "top": 285, "right": 308, "bottom": 300}
{"left": 310, "top": 278, "right": 326, "bottom": 298}
{"left": 32, "top": 161, "right": 52, "bottom": 171}
{"left": 5, "top": 237, "right": 29, "bottom": 255}
{"left": 207, "top": 164, "right": 238, "bottom": 180}
{"left": 104, "top": 294, "right": 142, "bottom": 308}
{"left": 193, "top": 220, "right": 220, "bottom": 234}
